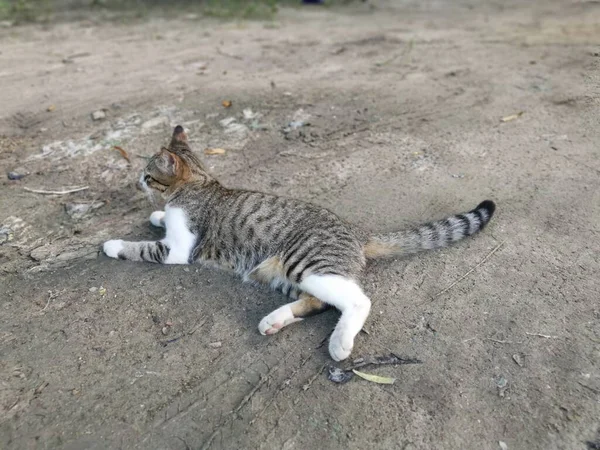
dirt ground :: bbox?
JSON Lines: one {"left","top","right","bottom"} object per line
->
{"left": 1, "top": 0, "right": 599, "bottom": 449}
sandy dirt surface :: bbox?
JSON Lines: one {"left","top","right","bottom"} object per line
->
{"left": 1, "top": 1, "right": 599, "bottom": 449}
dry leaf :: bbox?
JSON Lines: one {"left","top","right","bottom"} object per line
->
{"left": 47, "top": 105, "right": 56, "bottom": 112}
{"left": 501, "top": 111, "right": 524, "bottom": 122}
{"left": 222, "top": 100, "right": 232, "bottom": 108}
{"left": 352, "top": 369, "right": 396, "bottom": 385}
{"left": 205, "top": 148, "right": 226, "bottom": 155}
{"left": 112, "top": 146, "right": 131, "bottom": 163}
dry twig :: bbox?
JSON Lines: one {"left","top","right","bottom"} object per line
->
{"left": 24, "top": 186, "right": 89, "bottom": 195}
{"left": 526, "top": 332, "right": 557, "bottom": 339}
{"left": 432, "top": 240, "right": 506, "bottom": 299}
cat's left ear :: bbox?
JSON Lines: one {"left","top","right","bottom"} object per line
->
{"left": 159, "top": 148, "right": 180, "bottom": 175}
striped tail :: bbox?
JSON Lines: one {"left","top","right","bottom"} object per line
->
{"left": 364, "top": 200, "right": 496, "bottom": 259}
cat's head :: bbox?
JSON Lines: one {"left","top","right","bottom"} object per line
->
{"left": 139, "top": 125, "right": 212, "bottom": 198}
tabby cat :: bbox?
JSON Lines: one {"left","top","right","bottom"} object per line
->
{"left": 103, "top": 126, "right": 496, "bottom": 361}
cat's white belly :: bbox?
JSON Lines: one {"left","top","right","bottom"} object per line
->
{"left": 162, "top": 206, "right": 195, "bottom": 264}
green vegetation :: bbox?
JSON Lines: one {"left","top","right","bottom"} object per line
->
{"left": 0, "top": 0, "right": 356, "bottom": 24}
{"left": 0, "top": 0, "right": 50, "bottom": 23}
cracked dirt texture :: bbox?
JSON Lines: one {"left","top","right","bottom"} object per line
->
{"left": 0, "top": 1, "right": 599, "bottom": 449}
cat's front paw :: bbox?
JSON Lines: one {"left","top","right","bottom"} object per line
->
{"left": 149, "top": 211, "right": 166, "bottom": 228}
{"left": 103, "top": 239, "right": 124, "bottom": 259}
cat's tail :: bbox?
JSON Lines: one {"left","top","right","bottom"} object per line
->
{"left": 364, "top": 200, "right": 496, "bottom": 259}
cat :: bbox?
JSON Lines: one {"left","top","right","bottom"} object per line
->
{"left": 103, "top": 125, "right": 496, "bottom": 361}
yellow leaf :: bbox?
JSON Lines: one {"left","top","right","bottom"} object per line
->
{"left": 205, "top": 148, "right": 226, "bottom": 155}
{"left": 352, "top": 369, "right": 396, "bottom": 385}
{"left": 222, "top": 100, "right": 232, "bottom": 108}
{"left": 501, "top": 111, "right": 524, "bottom": 122}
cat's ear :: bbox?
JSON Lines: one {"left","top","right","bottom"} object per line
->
{"left": 172, "top": 125, "right": 188, "bottom": 143}
{"left": 159, "top": 148, "right": 180, "bottom": 175}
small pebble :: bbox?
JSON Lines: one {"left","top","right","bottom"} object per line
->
{"left": 499, "top": 441, "right": 508, "bottom": 450}
{"left": 91, "top": 110, "right": 106, "bottom": 121}
{"left": 208, "top": 341, "right": 222, "bottom": 348}
{"left": 512, "top": 353, "right": 524, "bottom": 367}
{"left": 161, "top": 327, "right": 169, "bottom": 335}
{"left": 89, "top": 287, "right": 98, "bottom": 293}
{"left": 495, "top": 375, "right": 509, "bottom": 397}
{"left": 7, "top": 171, "right": 26, "bottom": 180}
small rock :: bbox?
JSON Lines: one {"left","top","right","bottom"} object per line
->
{"left": 208, "top": 341, "right": 222, "bottom": 348}
{"left": 242, "top": 108, "right": 259, "bottom": 120}
{"left": 65, "top": 202, "right": 104, "bottom": 220}
{"left": 283, "top": 108, "right": 311, "bottom": 133}
{"left": 161, "top": 327, "right": 169, "bottom": 335}
{"left": 0, "top": 227, "right": 14, "bottom": 245}
{"left": 89, "top": 287, "right": 98, "bottom": 293}
{"left": 165, "top": 320, "right": 173, "bottom": 327}
{"left": 91, "top": 110, "right": 106, "bottom": 121}
{"left": 7, "top": 171, "right": 26, "bottom": 180}
{"left": 512, "top": 353, "right": 524, "bottom": 367}
{"left": 499, "top": 441, "right": 508, "bottom": 450}
{"left": 495, "top": 375, "right": 509, "bottom": 397}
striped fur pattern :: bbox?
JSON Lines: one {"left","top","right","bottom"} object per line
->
{"left": 103, "top": 126, "right": 496, "bottom": 361}
{"left": 364, "top": 200, "right": 496, "bottom": 258}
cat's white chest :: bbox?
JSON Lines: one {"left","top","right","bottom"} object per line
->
{"left": 163, "top": 206, "right": 195, "bottom": 264}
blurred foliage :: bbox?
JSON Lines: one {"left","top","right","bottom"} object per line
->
{"left": 0, "top": 0, "right": 355, "bottom": 23}
{"left": 0, "top": 0, "right": 50, "bottom": 23}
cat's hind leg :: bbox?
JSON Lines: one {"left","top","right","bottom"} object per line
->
{"left": 258, "top": 293, "right": 331, "bottom": 335}
{"left": 299, "top": 274, "right": 371, "bottom": 361}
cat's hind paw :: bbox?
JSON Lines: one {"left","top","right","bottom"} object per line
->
{"left": 258, "top": 305, "right": 301, "bottom": 335}
{"left": 328, "top": 329, "right": 354, "bottom": 362}
{"left": 149, "top": 211, "right": 166, "bottom": 228}
{"left": 103, "top": 239, "right": 124, "bottom": 259}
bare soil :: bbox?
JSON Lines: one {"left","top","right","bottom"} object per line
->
{"left": 1, "top": 1, "right": 599, "bottom": 449}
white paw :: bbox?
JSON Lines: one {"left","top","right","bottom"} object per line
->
{"left": 258, "top": 305, "right": 300, "bottom": 336}
{"left": 149, "top": 211, "right": 166, "bottom": 227}
{"left": 103, "top": 239, "right": 124, "bottom": 259}
{"left": 328, "top": 329, "right": 354, "bottom": 361}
